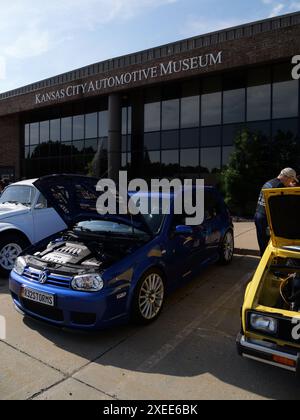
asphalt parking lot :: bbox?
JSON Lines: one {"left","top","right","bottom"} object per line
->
{"left": 1, "top": 254, "right": 300, "bottom": 401}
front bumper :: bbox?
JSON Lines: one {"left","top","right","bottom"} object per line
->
{"left": 237, "top": 334, "right": 300, "bottom": 374}
{"left": 9, "top": 270, "right": 129, "bottom": 330}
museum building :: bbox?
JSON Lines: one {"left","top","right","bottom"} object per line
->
{"left": 0, "top": 11, "right": 299, "bottom": 182}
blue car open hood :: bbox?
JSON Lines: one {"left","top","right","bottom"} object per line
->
{"left": 33, "top": 175, "right": 152, "bottom": 234}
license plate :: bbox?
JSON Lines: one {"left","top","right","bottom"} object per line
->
{"left": 21, "top": 287, "right": 55, "bottom": 307}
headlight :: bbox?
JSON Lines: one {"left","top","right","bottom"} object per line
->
{"left": 71, "top": 274, "right": 104, "bottom": 292}
{"left": 250, "top": 313, "right": 278, "bottom": 334}
{"left": 13, "top": 257, "right": 26, "bottom": 276}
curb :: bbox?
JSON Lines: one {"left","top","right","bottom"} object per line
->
{"left": 234, "top": 248, "right": 260, "bottom": 257}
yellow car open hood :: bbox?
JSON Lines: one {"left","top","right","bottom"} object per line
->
{"left": 264, "top": 187, "right": 300, "bottom": 248}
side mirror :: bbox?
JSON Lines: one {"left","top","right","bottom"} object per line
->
{"left": 175, "top": 225, "right": 193, "bottom": 236}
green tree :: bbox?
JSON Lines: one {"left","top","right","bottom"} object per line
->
{"left": 219, "top": 129, "right": 300, "bottom": 216}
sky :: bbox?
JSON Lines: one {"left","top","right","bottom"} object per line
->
{"left": 0, "top": 0, "right": 299, "bottom": 93}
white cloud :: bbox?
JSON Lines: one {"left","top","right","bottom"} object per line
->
{"left": 0, "top": 0, "right": 178, "bottom": 60}
{"left": 261, "top": 0, "right": 300, "bottom": 17}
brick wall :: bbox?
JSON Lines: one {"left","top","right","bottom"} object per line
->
{"left": 0, "top": 114, "right": 21, "bottom": 180}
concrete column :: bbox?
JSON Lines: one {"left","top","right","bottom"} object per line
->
{"left": 108, "top": 93, "right": 122, "bottom": 183}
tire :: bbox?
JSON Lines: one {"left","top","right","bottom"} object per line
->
{"left": 219, "top": 230, "right": 234, "bottom": 265}
{"left": 131, "top": 269, "right": 166, "bottom": 325}
{"left": 0, "top": 233, "right": 29, "bottom": 278}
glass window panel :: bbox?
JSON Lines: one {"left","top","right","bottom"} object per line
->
{"left": 122, "top": 135, "right": 127, "bottom": 152}
{"left": 144, "top": 102, "right": 161, "bottom": 132}
{"left": 122, "top": 108, "right": 127, "bottom": 135}
{"left": 144, "top": 132, "right": 161, "bottom": 151}
{"left": 73, "top": 115, "right": 84, "bottom": 140}
{"left": 162, "top": 99, "right": 180, "bottom": 130}
{"left": 24, "top": 146, "right": 30, "bottom": 159}
{"left": 121, "top": 153, "right": 127, "bottom": 169}
{"left": 48, "top": 141, "right": 61, "bottom": 157}
{"left": 223, "top": 124, "right": 245, "bottom": 146}
{"left": 201, "top": 126, "right": 221, "bottom": 147}
{"left": 84, "top": 139, "right": 98, "bottom": 154}
{"left": 201, "top": 92, "right": 222, "bottom": 126}
{"left": 25, "top": 124, "right": 30, "bottom": 146}
{"left": 272, "top": 118, "right": 299, "bottom": 139}
{"left": 181, "top": 128, "right": 199, "bottom": 148}
{"left": 201, "top": 147, "right": 221, "bottom": 173}
{"left": 273, "top": 80, "right": 298, "bottom": 119}
{"left": 144, "top": 151, "right": 161, "bottom": 178}
{"left": 50, "top": 119, "right": 60, "bottom": 142}
{"left": 161, "top": 150, "right": 180, "bottom": 177}
{"left": 38, "top": 143, "right": 50, "bottom": 158}
{"left": 85, "top": 113, "right": 98, "bottom": 139}
{"left": 61, "top": 117, "right": 72, "bottom": 142}
{"left": 247, "top": 84, "right": 271, "bottom": 121}
{"left": 99, "top": 111, "right": 108, "bottom": 137}
{"left": 246, "top": 121, "right": 271, "bottom": 140}
{"left": 222, "top": 146, "right": 235, "bottom": 167}
{"left": 128, "top": 107, "right": 132, "bottom": 135}
{"left": 73, "top": 140, "right": 85, "bottom": 153}
{"left": 181, "top": 96, "right": 200, "bottom": 128}
{"left": 181, "top": 149, "right": 199, "bottom": 168}
{"left": 161, "top": 130, "right": 179, "bottom": 150}
{"left": 30, "top": 123, "right": 39, "bottom": 145}
{"left": 61, "top": 142, "right": 74, "bottom": 156}
{"left": 223, "top": 89, "right": 245, "bottom": 124}
{"left": 99, "top": 137, "right": 108, "bottom": 152}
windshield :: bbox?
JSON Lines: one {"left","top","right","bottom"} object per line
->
{"left": 0, "top": 186, "right": 35, "bottom": 206}
{"left": 74, "top": 220, "right": 148, "bottom": 236}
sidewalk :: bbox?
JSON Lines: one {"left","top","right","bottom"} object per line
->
{"left": 233, "top": 222, "right": 260, "bottom": 257}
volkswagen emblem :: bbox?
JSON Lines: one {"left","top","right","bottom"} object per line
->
{"left": 39, "top": 270, "right": 49, "bottom": 284}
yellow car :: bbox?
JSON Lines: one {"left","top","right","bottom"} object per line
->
{"left": 237, "top": 187, "right": 300, "bottom": 374}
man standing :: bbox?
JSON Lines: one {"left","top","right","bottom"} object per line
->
{"left": 255, "top": 168, "right": 298, "bottom": 256}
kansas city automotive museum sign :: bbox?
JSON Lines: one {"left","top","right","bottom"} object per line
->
{"left": 35, "top": 51, "right": 223, "bottom": 105}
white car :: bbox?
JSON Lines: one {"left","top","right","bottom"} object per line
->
{"left": 0, "top": 179, "right": 67, "bottom": 277}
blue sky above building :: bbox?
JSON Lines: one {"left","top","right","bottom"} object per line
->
{"left": 0, "top": 0, "right": 299, "bottom": 93}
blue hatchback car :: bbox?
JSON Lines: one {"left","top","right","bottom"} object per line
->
{"left": 9, "top": 175, "right": 234, "bottom": 330}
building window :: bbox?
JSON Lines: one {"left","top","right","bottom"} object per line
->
{"left": 181, "top": 128, "right": 199, "bottom": 148}
{"left": 181, "top": 96, "right": 200, "bottom": 128}
{"left": 50, "top": 119, "right": 60, "bottom": 142}
{"left": 180, "top": 149, "right": 199, "bottom": 172}
{"left": 200, "top": 148, "right": 221, "bottom": 173}
{"left": 99, "top": 111, "right": 108, "bottom": 137}
{"left": 61, "top": 117, "right": 72, "bottom": 142}
{"left": 73, "top": 115, "right": 84, "bottom": 140}
{"left": 24, "top": 124, "right": 30, "bottom": 146}
{"left": 222, "top": 146, "right": 235, "bottom": 167}
{"left": 161, "top": 149, "right": 179, "bottom": 177}
{"left": 201, "top": 126, "right": 222, "bottom": 147}
{"left": 273, "top": 81, "right": 299, "bottom": 119}
{"left": 223, "top": 89, "right": 245, "bottom": 124}
{"left": 201, "top": 92, "right": 222, "bottom": 126}
{"left": 145, "top": 102, "right": 161, "bottom": 132}
{"left": 162, "top": 99, "right": 180, "bottom": 131}
{"left": 85, "top": 113, "right": 98, "bottom": 139}
{"left": 247, "top": 67, "right": 271, "bottom": 121}
{"left": 161, "top": 130, "right": 180, "bottom": 150}
{"left": 223, "top": 124, "right": 245, "bottom": 146}
{"left": 272, "top": 118, "right": 299, "bottom": 139}
{"left": 144, "top": 132, "right": 161, "bottom": 151}
{"left": 30, "top": 123, "right": 39, "bottom": 145}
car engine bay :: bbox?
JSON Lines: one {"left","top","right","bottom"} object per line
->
{"left": 258, "top": 256, "right": 300, "bottom": 312}
{"left": 26, "top": 230, "right": 147, "bottom": 274}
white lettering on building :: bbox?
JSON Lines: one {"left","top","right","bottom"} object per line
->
{"left": 35, "top": 51, "right": 223, "bottom": 104}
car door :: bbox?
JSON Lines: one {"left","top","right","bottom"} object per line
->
{"left": 32, "top": 192, "right": 67, "bottom": 243}
{"left": 164, "top": 213, "right": 201, "bottom": 286}
{"left": 201, "top": 190, "right": 223, "bottom": 258}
